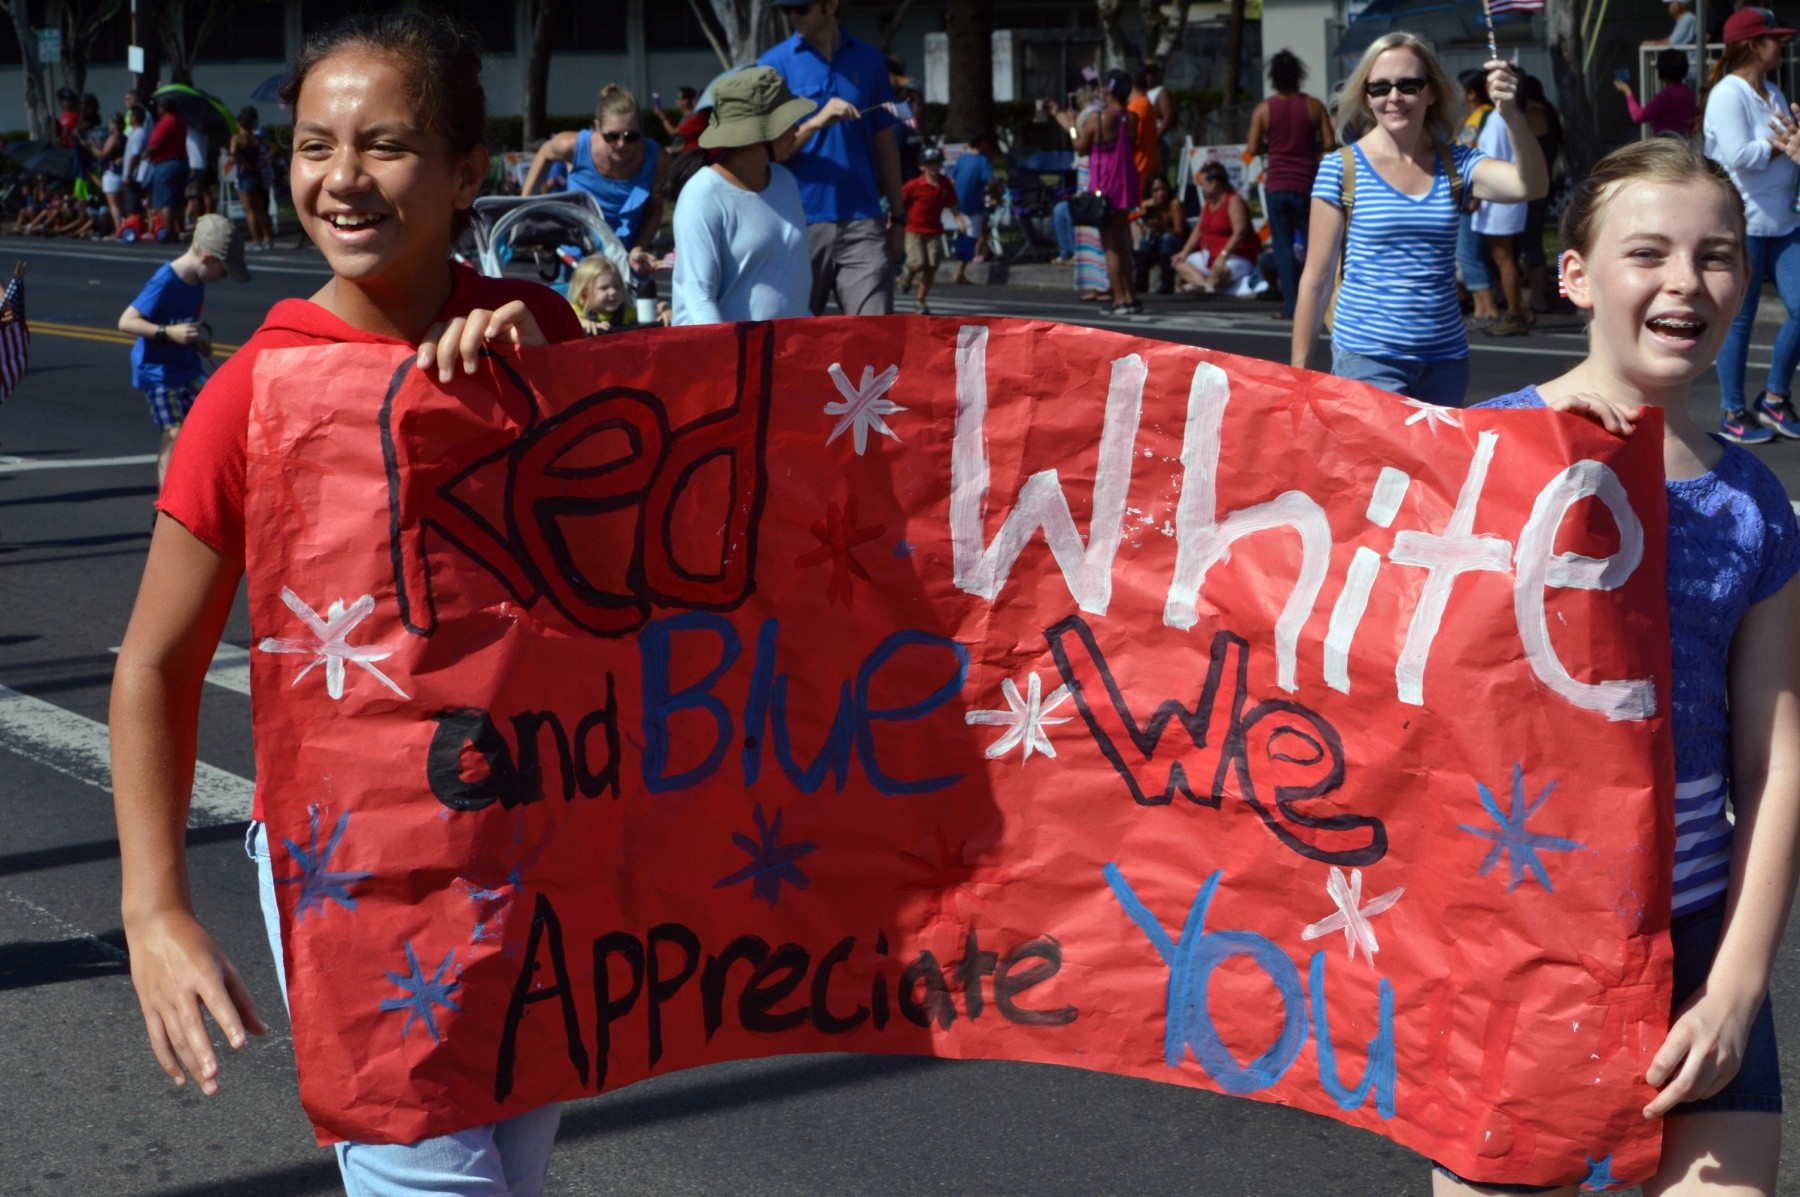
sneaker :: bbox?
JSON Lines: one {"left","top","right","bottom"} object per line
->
{"left": 1754, "top": 390, "right": 1800, "bottom": 438}
{"left": 1109, "top": 301, "right": 1145, "bottom": 317}
{"left": 1721, "top": 408, "right": 1778, "bottom": 444}
{"left": 1465, "top": 314, "right": 1495, "bottom": 334}
{"left": 1484, "top": 312, "right": 1530, "bottom": 337}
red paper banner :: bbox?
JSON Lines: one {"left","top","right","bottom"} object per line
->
{"left": 244, "top": 317, "right": 1674, "bottom": 1188}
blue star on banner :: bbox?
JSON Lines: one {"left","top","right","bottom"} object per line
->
{"left": 1458, "top": 763, "right": 1583, "bottom": 893}
{"left": 278, "top": 808, "right": 372, "bottom": 921}
{"left": 715, "top": 802, "right": 817, "bottom": 907}
{"left": 1579, "top": 1154, "right": 1620, "bottom": 1191}
{"left": 379, "top": 941, "right": 461, "bottom": 1042}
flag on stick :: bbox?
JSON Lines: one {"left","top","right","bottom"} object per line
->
{"left": 0, "top": 262, "right": 30, "bottom": 403}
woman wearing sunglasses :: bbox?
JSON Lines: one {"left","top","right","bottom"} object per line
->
{"left": 1289, "top": 32, "right": 1547, "bottom": 406}
{"left": 524, "top": 84, "right": 669, "bottom": 276}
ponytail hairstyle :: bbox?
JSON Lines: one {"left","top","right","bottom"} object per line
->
{"left": 279, "top": 11, "right": 488, "bottom": 236}
{"left": 1701, "top": 36, "right": 1766, "bottom": 115}
{"left": 595, "top": 83, "right": 642, "bottom": 127}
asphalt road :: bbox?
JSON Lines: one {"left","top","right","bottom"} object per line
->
{"left": 2, "top": 238, "right": 1799, "bottom": 1196}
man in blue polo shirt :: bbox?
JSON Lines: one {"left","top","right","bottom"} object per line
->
{"left": 760, "top": 0, "right": 907, "bottom": 316}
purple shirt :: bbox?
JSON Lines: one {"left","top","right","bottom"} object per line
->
{"left": 1626, "top": 83, "right": 1697, "bottom": 137}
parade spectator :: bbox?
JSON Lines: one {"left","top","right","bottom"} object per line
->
{"left": 670, "top": 66, "right": 813, "bottom": 325}
{"left": 114, "top": 15, "right": 587, "bottom": 1194}
{"left": 1143, "top": 59, "right": 1176, "bottom": 180}
{"left": 898, "top": 146, "right": 967, "bottom": 314}
{"left": 96, "top": 112, "right": 128, "bottom": 237}
{"left": 1617, "top": 47, "right": 1699, "bottom": 135}
{"left": 1051, "top": 194, "right": 1077, "bottom": 263}
{"left": 1703, "top": 5, "right": 1800, "bottom": 442}
{"left": 1290, "top": 35, "right": 1547, "bottom": 406}
{"left": 55, "top": 89, "right": 79, "bottom": 146}
{"left": 1644, "top": 0, "right": 1702, "bottom": 82}
{"left": 1172, "top": 162, "right": 1260, "bottom": 295}
{"left": 760, "top": 0, "right": 906, "bottom": 316}
{"left": 568, "top": 253, "right": 631, "bottom": 333}
{"left": 1468, "top": 133, "right": 1798, "bottom": 1197}
{"left": 115, "top": 214, "right": 249, "bottom": 485}
{"left": 1456, "top": 68, "right": 1499, "bottom": 329}
{"left": 1128, "top": 68, "right": 1159, "bottom": 193}
{"left": 1518, "top": 72, "right": 1564, "bottom": 312}
{"left": 145, "top": 95, "right": 189, "bottom": 242}
{"left": 888, "top": 56, "right": 925, "bottom": 182}
{"left": 948, "top": 131, "right": 996, "bottom": 283}
{"left": 12, "top": 178, "right": 45, "bottom": 234}
{"left": 655, "top": 85, "right": 699, "bottom": 149}
{"left": 1247, "top": 49, "right": 1335, "bottom": 318}
{"left": 1053, "top": 69, "right": 1141, "bottom": 315}
{"left": 1134, "top": 173, "right": 1185, "bottom": 293}
{"left": 522, "top": 85, "right": 668, "bottom": 277}
{"left": 231, "top": 106, "right": 275, "bottom": 251}
{"left": 1473, "top": 106, "right": 1530, "bottom": 335}
{"left": 122, "top": 103, "right": 150, "bottom": 218}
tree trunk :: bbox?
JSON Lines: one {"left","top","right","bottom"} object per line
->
{"left": 10, "top": 2, "right": 50, "bottom": 140}
{"left": 693, "top": 0, "right": 773, "bottom": 67}
{"left": 880, "top": 0, "right": 919, "bottom": 56}
{"left": 135, "top": 0, "right": 163, "bottom": 96}
{"left": 524, "top": 0, "right": 561, "bottom": 145}
{"left": 1545, "top": 0, "right": 1596, "bottom": 182}
{"left": 945, "top": 0, "right": 993, "bottom": 142}
{"left": 1223, "top": 0, "right": 1247, "bottom": 105}
{"left": 1094, "top": 0, "right": 1137, "bottom": 70}
{"left": 1152, "top": 0, "right": 1192, "bottom": 62}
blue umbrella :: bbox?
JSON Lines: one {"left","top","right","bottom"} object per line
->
{"left": 251, "top": 73, "right": 288, "bottom": 104}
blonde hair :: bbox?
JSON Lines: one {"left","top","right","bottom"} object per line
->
{"left": 595, "top": 83, "right": 640, "bottom": 126}
{"left": 1560, "top": 136, "right": 1746, "bottom": 260}
{"left": 569, "top": 254, "right": 624, "bottom": 313}
{"left": 1332, "top": 32, "right": 1463, "bottom": 145}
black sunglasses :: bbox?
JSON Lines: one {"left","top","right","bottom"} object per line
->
{"left": 600, "top": 129, "right": 644, "bottom": 144}
{"left": 1364, "top": 76, "right": 1429, "bottom": 98}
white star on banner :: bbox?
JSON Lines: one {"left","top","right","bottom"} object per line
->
{"left": 1401, "top": 397, "right": 1463, "bottom": 435}
{"left": 1300, "top": 866, "right": 1405, "bottom": 964}
{"left": 258, "top": 588, "right": 410, "bottom": 701}
{"left": 824, "top": 362, "right": 905, "bottom": 455}
{"left": 965, "top": 671, "right": 1074, "bottom": 763}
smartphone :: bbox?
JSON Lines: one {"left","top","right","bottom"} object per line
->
{"left": 652, "top": 91, "right": 663, "bottom": 108}
{"left": 1613, "top": 67, "right": 1631, "bottom": 82}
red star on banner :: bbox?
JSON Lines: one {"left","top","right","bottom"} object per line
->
{"left": 793, "top": 497, "right": 885, "bottom": 608}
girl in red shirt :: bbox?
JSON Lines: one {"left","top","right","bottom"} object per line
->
{"left": 110, "top": 12, "right": 583, "bottom": 1194}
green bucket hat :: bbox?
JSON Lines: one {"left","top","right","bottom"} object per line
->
{"left": 699, "top": 67, "right": 817, "bottom": 149}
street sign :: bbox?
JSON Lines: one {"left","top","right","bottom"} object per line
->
{"left": 36, "top": 28, "right": 60, "bottom": 62}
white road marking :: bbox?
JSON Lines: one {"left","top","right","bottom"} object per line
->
{"left": 0, "top": 684, "right": 253, "bottom": 825}
{"left": 0, "top": 453, "right": 158, "bottom": 473}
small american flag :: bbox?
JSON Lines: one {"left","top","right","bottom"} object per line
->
{"left": 1487, "top": 0, "right": 1546, "bottom": 13}
{"left": 0, "top": 265, "right": 29, "bottom": 402}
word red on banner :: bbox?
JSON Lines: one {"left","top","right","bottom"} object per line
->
{"left": 244, "top": 318, "right": 1673, "bottom": 1189}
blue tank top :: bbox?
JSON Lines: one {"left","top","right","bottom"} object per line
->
{"left": 568, "top": 130, "right": 660, "bottom": 246}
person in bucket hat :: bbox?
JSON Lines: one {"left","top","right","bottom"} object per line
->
{"left": 671, "top": 66, "right": 817, "bottom": 325}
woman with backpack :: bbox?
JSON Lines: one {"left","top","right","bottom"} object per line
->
{"left": 1288, "top": 32, "right": 1546, "bottom": 406}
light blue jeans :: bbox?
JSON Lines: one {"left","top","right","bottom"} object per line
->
{"left": 249, "top": 822, "right": 562, "bottom": 1197}
{"left": 1716, "top": 227, "right": 1800, "bottom": 414}
{"left": 1332, "top": 347, "right": 1471, "bottom": 407}
{"left": 1052, "top": 199, "right": 1076, "bottom": 260}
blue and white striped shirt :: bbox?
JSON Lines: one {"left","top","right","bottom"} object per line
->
{"left": 1313, "top": 142, "right": 1486, "bottom": 363}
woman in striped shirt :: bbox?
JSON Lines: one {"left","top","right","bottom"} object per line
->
{"left": 1288, "top": 32, "right": 1547, "bottom": 406}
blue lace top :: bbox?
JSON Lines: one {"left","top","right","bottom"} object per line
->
{"left": 1481, "top": 387, "right": 1800, "bottom": 913}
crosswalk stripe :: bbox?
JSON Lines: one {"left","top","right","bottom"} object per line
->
{"left": 0, "top": 453, "right": 158, "bottom": 473}
{"left": 0, "top": 684, "right": 252, "bottom": 825}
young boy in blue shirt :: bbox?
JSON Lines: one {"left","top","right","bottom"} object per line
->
{"left": 116, "top": 212, "right": 248, "bottom": 486}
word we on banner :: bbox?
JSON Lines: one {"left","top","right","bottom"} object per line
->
{"left": 245, "top": 317, "right": 1673, "bottom": 1188}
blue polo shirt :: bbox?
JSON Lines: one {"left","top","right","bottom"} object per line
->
{"left": 760, "top": 30, "right": 897, "bottom": 224}
{"left": 948, "top": 151, "right": 993, "bottom": 214}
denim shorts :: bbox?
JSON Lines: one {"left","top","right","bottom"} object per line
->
{"left": 1434, "top": 902, "right": 1781, "bottom": 1190}
{"left": 1331, "top": 347, "right": 1471, "bottom": 408}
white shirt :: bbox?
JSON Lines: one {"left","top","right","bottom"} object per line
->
{"left": 1703, "top": 73, "right": 1800, "bottom": 238}
{"left": 671, "top": 163, "right": 811, "bottom": 326}
{"left": 185, "top": 126, "right": 206, "bottom": 171}
{"left": 1471, "top": 115, "right": 1527, "bottom": 236}
{"left": 123, "top": 125, "right": 149, "bottom": 184}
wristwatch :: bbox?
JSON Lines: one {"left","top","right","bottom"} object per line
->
{"left": 153, "top": 325, "right": 167, "bottom": 343}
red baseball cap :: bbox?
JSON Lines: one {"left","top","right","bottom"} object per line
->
{"left": 1725, "top": 6, "right": 1795, "bottom": 42}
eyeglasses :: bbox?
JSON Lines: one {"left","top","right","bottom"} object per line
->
{"left": 600, "top": 129, "right": 643, "bottom": 144}
{"left": 1364, "top": 76, "right": 1428, "bottom": 98}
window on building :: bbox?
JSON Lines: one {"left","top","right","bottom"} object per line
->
{"left": 646, "top": 2, "right": 714, "bottom": 50}
{"left": 417, "top": 0, "right": 516, "bottom": 54}
{"left": 558, "top": 0, "right": 629, "bottom": 51}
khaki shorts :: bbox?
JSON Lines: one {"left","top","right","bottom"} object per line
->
{"left": 904, "top": 231, "right": 943, "bottom": 272}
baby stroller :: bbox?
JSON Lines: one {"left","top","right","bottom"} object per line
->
{"left": 464, "top": 191, "right": 635, "bottom": 298}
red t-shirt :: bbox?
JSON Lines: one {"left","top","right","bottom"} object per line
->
{"left": 158, "top": 264, "right": 586, "bottom": 561}
{"left": 901, "top": 173, "right": 959, "bottom": 235}
{"left": 146, "top": 113, "right": 187, "bottom": 163}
